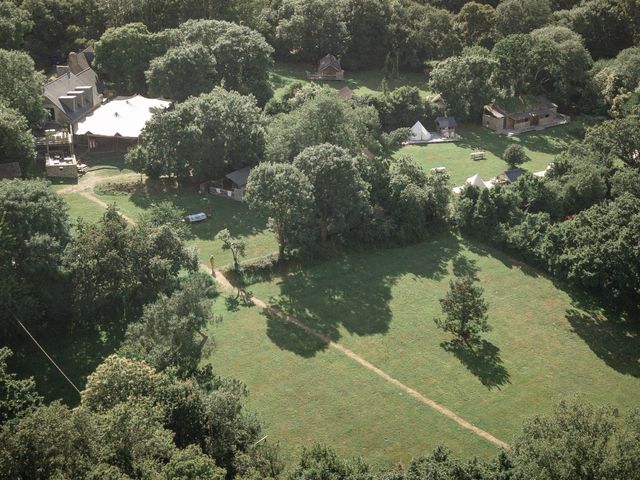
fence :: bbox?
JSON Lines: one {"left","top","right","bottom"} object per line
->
{"left": 209, "top": 186, "right": 245, "bottom": 202}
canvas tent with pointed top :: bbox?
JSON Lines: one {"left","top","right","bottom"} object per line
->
{"left": 466, "top": 174, "right": 486, "bottom": 189}
{"left": 407, "top": 121, "right": 432, "bottom": 143}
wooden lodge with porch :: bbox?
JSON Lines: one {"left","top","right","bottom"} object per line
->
{"left": 483, "top": 96, "right": 569, "bottom": 135}
{"left": 307, "top": 54, "right": 344, "bottom": 81}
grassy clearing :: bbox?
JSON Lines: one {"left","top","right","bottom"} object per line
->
{"left": 63, "top": 193, "right": 110, "bottom": 227}
{"left": 93, "top": 188, "right": 277, "bottom": 268}
{"left": 271, "top": 62, "right": 433, "bottom": 99}
{"left": 208, "top": 300, "right": 500, "bottom": 467}
{"left": 223, "top": 233, "right": 640, "bottom": 454}
{"left": 397, "top": 123, "right": 583, "bottom": 185}
{"left": 53, "top": 153, "right": 277, "bottom": 269}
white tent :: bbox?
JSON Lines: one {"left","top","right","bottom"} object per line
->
{"left": 74, "top": 95, "right": 171, "bottom": 138}
{"left": 407, "top": 121, "right": 432, "bottom": 143}
{"left": 466, "top": 174, "right": 487, "bottom": 189}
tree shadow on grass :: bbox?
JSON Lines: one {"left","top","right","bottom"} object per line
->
{"left": 465, "top": 240, "right": 541, "bottom": 278}
{"left": 129, "top": 187, "right": 270, "bottom": 241}
{"left": 457, "top": 124, "right": 579, "bottom": 160}
{"left": 452, "top": 254, "right": 479, "bottom": 280}
{"left": 7, "top": 323, "right": 124, "bottom": 406}
{"left": 261, "top": 233, "right": 462, "bottom": 357}
{"left": 440, "top": 339, "right": 511, "bottom": 390}
{"left": 565, "top": 308, "right": 640, "bottom": 377}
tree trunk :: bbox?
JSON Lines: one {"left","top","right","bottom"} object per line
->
{"left": 319, "top": 217, "right": 328, "bottom": 244}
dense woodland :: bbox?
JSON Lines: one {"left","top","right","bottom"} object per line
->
{"left": 1, "top": 0, "right": 640, "bottom": 478}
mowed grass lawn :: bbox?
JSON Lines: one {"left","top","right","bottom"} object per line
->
{"left": 208, "top": 233, "right": 640, "bottom": 464}
{"left": 398, "top": 123, "right": 583, "bottom": 186}
{"left": 94, "top": 188, "right": 277, "bottom": 268}
{"left": 271, "top": 62, "right": 433, "bottom": 98}
{"left": 208, "top": 302, "right": 500, "bottom": 467}
{"left": 52, "top": 153, "right": 277, "bottom": 268}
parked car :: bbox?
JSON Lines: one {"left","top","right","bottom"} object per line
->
{"left": 183, "top": 212, "right": 208, "bottom": 223}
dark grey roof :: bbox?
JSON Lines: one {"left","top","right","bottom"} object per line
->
{"left": 319, "top": 54, "right": 342, "bottom": 72}
{"left": 224, "top": 167, "right": 251, "bottom": 188}
{"left": 436, "top": 116, "right": 456, "bottom": 128}
{"left": 0, "top": 162, "right": 22, "bottom": 179}
{"left": 43, "top": 68, "right": 101, "bottom": 121}
{"left": 505, "top": 169, "right": 525, "bottom": 183}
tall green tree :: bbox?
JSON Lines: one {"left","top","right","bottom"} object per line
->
{"left": 454, "top": 1, "right": 498, "bottom": 49}
{"left": 175, "top": 19, "right": 274, "bottom": 104}
{"left": 343, "top": 0, "right": 391, "bottom": 69}
{"left": 0, "top": 104, "right": 36, "bottom": 174}
{"left": 512, "top": 398, "right": 640, "bottom": 480}
{"left": 266, "top": 88, "right": 382, "bottom": 163}
{"left": 0, "top": 49, "right": 44, "bottom": 125}
{"left": 118, "top": 272, "right": 217, "bottom": 377}
{"left": 20, "top": 0, "right": 76, "bottom": 69}
{"left": 63, "top": 206, "right": 197, "bottom": 329}
{"left": 556, "top": 0, "right": 637, "bottom": 59}
{"left": 434, "top": 275, "right": 490, "bottom": 346}
{"left": 94, "top": 23, "right": 170, "bottom": 94}
{"left": 288, "top": 444, "right": 372, "bottom": 480}
{"left": 81, "top": 354, "right": 264, "bottom": 477}
{"left": 274, "top": 0, "right": 350, "bottom": 62}
{"left": 0, "top": 347, "right": 42, "bottom": 424}
{"left": 585, "top": 115, "right": 640, "bottom": 168}
{"left": 495, "top": 0, "right": 552, "bottom": 36}
{"left": 245, "top": 162, "right": 315, "bottom": 257}
{"left": 0, "top": 179, "right": 70, "bottom": 335}
{"left": 428, "top": 49, "right": 498, "bottom": 119}
{"left": 293, "top": 144, "right": 370, "bottom": 245}
{"left": 128, "top": 87, "right": 265, "bottom": 180}
{"left": 146, "top": 43, "right": 217, "bottom": 101}
{"left": 0, "top": 1, "right": 33, "bottom": 50}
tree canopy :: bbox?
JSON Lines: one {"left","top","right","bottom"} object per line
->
{"left": 127, "top": 87, "right": 265, "bottom": 180}
{"left": 266, "top": 88, "right": 382, "bottom": 163}
{"left": 0, "top": 49, "right": 44, "bottom": 125}
{"left": 146, "top": 43, "right": 217, "bottom": 101}
{"left": 0, "top": 179, "right": 70, "bottom": 336}
{"left": 0, "top": 104, "right": 36, "bottom": 174}
{"left": 94, "top": 22, "right": 170, "bottom": 94}
{"left": 293, "top": 144, "right": 370, "bottom": 245}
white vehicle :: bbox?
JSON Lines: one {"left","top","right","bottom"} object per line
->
{"left": 183, "top": 212, "right": 208, "bottom": 224}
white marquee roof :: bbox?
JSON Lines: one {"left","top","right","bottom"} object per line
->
{"left": 74, "top": 95, "right": 171, "bottom": 138}
{"left": 409, "top": 121, "right": 431, "bottom": 141}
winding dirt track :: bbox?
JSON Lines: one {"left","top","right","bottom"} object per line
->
{"left": 64, "top": 183, "right": 510, "bottom": 450}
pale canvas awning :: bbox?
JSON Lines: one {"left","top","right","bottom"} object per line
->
{"left": 74, "top": 95, "right": 171, "bottom": 138}
{"left": 408, "top": 121, "right": 431, "bottom": 142}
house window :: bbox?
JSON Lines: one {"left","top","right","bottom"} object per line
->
{"left": 47, "top": 108, "right": 55, "bottom": 120}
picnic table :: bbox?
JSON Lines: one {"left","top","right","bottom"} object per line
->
{"left": 470, "top": 151, "right": 485, "bottom": 160}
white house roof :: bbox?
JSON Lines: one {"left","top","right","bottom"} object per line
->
{"left": 409, "top": 121, "right": 431, "bottom": 142}
{"left": 74, "top": 95, "right": 171, "bottom": 138}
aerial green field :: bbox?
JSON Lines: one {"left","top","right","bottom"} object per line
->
{"left": 208, "top": 300, "right": 500, "bottom": 467}
{"left": 46, "top": 127, "right": 639, "bottom": 470}
{"left": 93, "top": 187, "right": 277, "bottom": 267}
{"left": 208, "top": 234, "right": 640, "bottom": 464}
{"left": 398, "top": 123, "right": 583, "bottom": 186}
{"left": 271, "top": 62, "right": 433, "bottom": 99}
{"left": 51, "top": 152, "right": 277, "bottom": 268}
